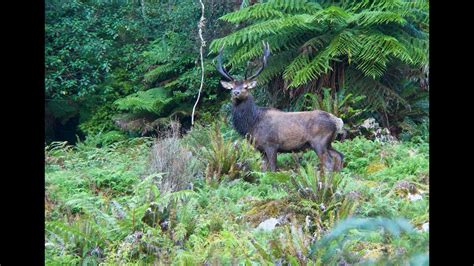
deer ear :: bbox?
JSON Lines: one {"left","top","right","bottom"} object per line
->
{"left": 247, "top": 80, "right": 257, "bottom": 89}
{"left": 220, "top": 81, "right": 233, "bottom": 90}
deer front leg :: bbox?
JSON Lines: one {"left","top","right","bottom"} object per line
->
{"left": 264, "top": 147, "right": 278, "bottom": 172}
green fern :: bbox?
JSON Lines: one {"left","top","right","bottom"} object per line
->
{"left": 291, "top": 162, "right": 343, "bottom": 203}
{"left": 220, "top": 2, "right": 286, "bottom": 23}
{"left": 157, "top": 190, "right": 197, "bottom": 212}
{"left": 309, "top": 216, "right": 426, "bottom": 264}
{"left": 210, "top": 0, "right": 428, "bottom": 115}
{"left": 114, "top": 87, "right": 172, "bottom": 114}
{"left": 349, "top": 11, "right": 407, "bottom": 26}
{"left": 144, "top": 63, "right": 177, "bottom": 83}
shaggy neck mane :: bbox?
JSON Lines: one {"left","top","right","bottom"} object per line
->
{"left": 232, "top": 95, "right": 261, "bottom": 136}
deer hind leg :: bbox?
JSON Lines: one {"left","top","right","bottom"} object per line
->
{"left": 327, "top": 140, "right": 344, "bottom": 171}
{"left": 328, "top": 149, "right": 344, "bottom": 172}
{"left": 310, "top": 137, "right": 334, "bottom": 174}
{"left": 264, "top": 146, "right": 278, "bottom": 172}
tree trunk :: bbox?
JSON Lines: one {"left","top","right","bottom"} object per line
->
{"left": 315, "top": 77, "right": 323, "bottom": 93}
{"left": 330, "top": 62, "right": 336, "bottom": 91}
{"left": 338, "top": 62, "right": 344, "bottom": 90}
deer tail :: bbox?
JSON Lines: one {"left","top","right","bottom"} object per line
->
{"left": 331, "top": 116, "right": 344, "bottom": 134}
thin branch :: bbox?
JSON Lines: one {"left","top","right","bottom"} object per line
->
{"left": 192, "top": 0, "right": 206, "bottom": 125}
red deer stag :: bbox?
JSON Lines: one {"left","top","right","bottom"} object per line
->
{"left": 216, "top": 42, "right": 344, "bottom": 172}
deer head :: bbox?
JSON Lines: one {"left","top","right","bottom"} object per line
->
{"left": 216, "top": 41, "right": 270, "bottom": 101}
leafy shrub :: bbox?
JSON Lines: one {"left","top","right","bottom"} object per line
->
{"left": 289, "top": 163, "right": 357, "bottom": 232}
{"left": 368, "top": 142, "right": 429, "bottom": 184}
{"left": 78, "top": 103, "right": 119, "bottom": 137}
{"left": 251, "top": 220, "right": 313, "bottom": 264}
{"left": 184, "top": 121, "right": 262, "bottom": 185}
{"left": 399, "top": 118, "right": 429, "bottom": 144}
{"left": 75, "top": 130, "right": 127, "bottom": 149}
{"left": 291, "top": 163, "right": 343, "bottom": 203}
{"left": 333, "top": 137, "right": 382, "bottom": 173}
{"left": 358, "top": 192, "right": 399, "bottom": 217}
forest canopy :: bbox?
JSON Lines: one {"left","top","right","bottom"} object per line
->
{"left": 45, "top": 0, "right": 428, "bottom": 144}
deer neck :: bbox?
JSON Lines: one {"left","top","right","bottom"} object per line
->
{"left": 232, "top": 95, "right": 260, "bottom": 136}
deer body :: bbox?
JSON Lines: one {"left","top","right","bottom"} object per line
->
{"left": 217, "top": 42, "right": 344, "bottom": 172}
{"left": 231, "top": 94, "right": 343, "bottom": 171}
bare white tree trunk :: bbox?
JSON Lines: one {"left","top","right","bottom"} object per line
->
{"left": 192, "top": 0, "right": 206, "bottom": 125}
{"left": 140, "top": 0, "right": 146, "bottom": 21}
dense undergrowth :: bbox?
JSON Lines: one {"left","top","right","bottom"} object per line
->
{"left": 45, "top": 119, "right": 428, "bottom": 265}
{"left": 45, "top": 0, "right": 429, "bottom": 263}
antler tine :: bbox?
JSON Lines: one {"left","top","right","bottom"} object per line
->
{"left": 216, "top": 46, "right": 234, "bottom": 81}
{"left": 247, "top": 41, "right": 271, "bottom": 81}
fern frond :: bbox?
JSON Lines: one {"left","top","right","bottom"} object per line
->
{"left": 210, "top": 14, "right": 317, "bottom": 53}
{"left": 228, "top": 30, "right": 307, "bottom": 66}
{"left": 251, "top": 239, "right": 273, "bottom": 262}
{"left": 157, "top": 190, "right": 197, "bottom": 211}
{"left": 288, "top": 49, "right": 334, "bottom": 88}
{"left": 114, "top": 87, "right": 172, "bottom": 114}
{"left": 350, "top": 10, "right": 406, "bottom": 26}
{"left": 220, "top": 3, "right": 285, "bottom": 23}
{"left": 46, "top": 220, "right": 93, "bottom": 245}
{"left": 348, "top": 0, "right": 403, "bottom": 12}
{"left": 268, "top": 0, "right": 322, "bottom": 13}
{"left": 283, "top": 51, "right": 311, "bottom": 82}
{"left": 312, "top": 5, "right": 351, "bottom": 25}
{"left": 351, "top": 33, "right": 411, "bottom": 78}
{"left": 256, "top": 49, "right": 296, "bottom": 84}
{"left": 287, "top": 32, "right": 353, "bottom": 88}
{"left": 143, "top": 63, "right": 176, "bottom": 83}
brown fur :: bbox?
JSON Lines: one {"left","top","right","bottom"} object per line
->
{"left": 222, "top": 80, "right": 344, "bottom": 172}
{"left": 218, "top": 42, "right": 343, "bottom": 173}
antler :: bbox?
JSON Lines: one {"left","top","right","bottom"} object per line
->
{"left": 247, "top": 41, "right": 270, "bottom": 81}
{"left": 216, "top": 46, "right": 234, "bottom": 81}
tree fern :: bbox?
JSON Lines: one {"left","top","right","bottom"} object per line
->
{"left": 228, "top": 27, "right": 309, "bottom": 67}
{"left": 349, "top": 10, "right": 407, "bottom": 26}
{"left": 283, "top": 51, "right": 311, "bottom": 82}
{"left": 288, "top": 44, "right": 335, "bottom": 88}
{"left": 256, "top": 49, "right": 296, "bottom": 83}
{"left": 211, "top": 0, "right": 428, "bottom": 120}
{"left": 114, "top": 87, "right": 173, "bottom": 114}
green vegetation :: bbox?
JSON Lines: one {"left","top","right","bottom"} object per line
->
{"left": 46, "top": 120, "right": 429, "bottom": 264}
{"left": 46, "top": 0, "right": 235, "bottom": 141}
{"left": 46, "top": 0, "right": 428, "bottom": 142}
{"left": 45, "top": 0, "right": 429, "bottom": 264}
